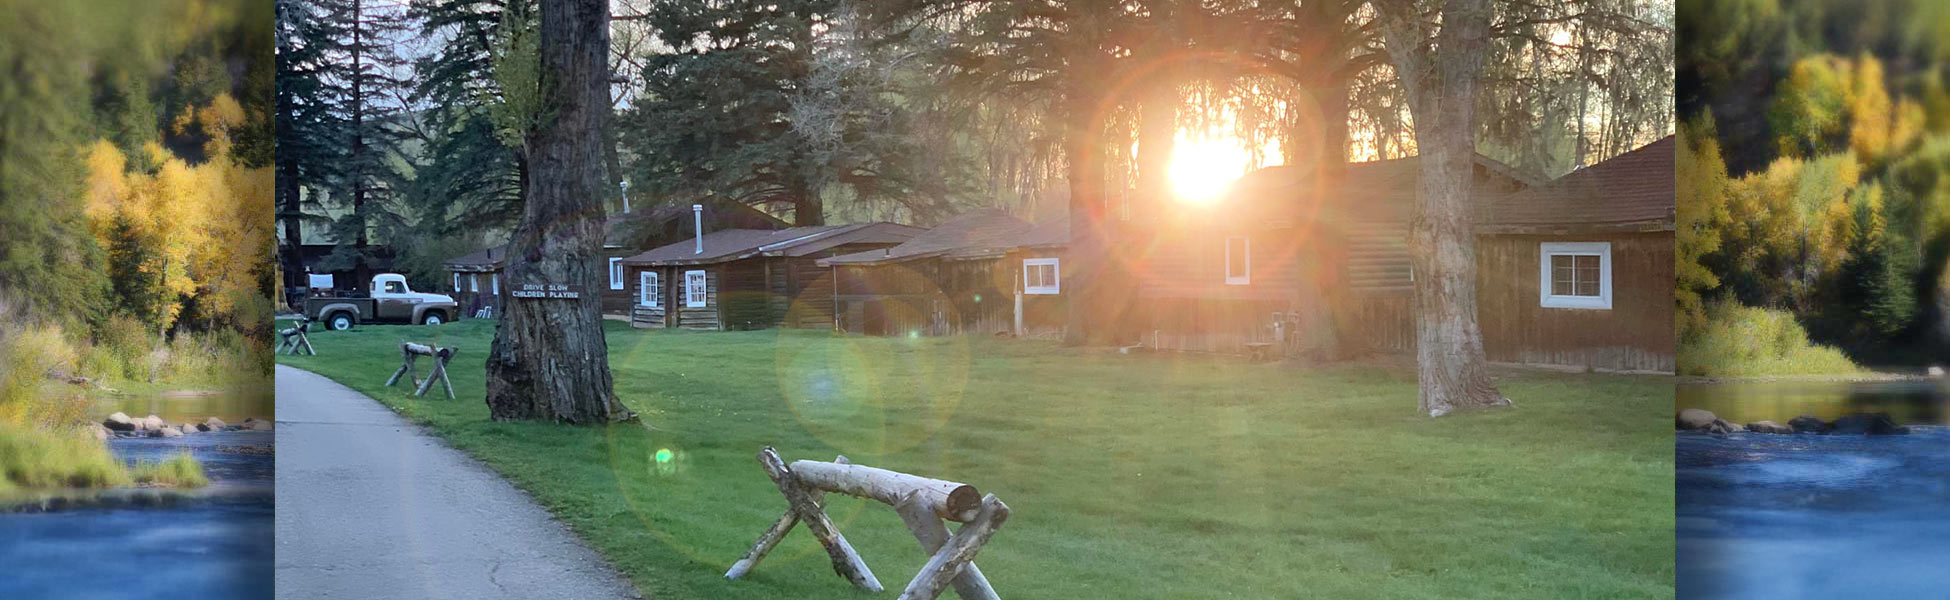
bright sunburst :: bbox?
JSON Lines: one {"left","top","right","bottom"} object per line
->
{"left": 1168, "top": 135, "right": 1254, "bottom": 203}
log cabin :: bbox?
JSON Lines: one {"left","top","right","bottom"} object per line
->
{"left": 444, "top": 201, "right": 788, "bottom": 319}
{"left": 1471, "top": 135, "right": 1676, "bottom": 373}
{"left": 620, "top": 221, "right": 923, "bottom": 330}
{"left": 1128, "top": 153, "right": 1538, "bottom": 358}
{"left": 820, "top": 209, "right": 1070, "bottom": 337}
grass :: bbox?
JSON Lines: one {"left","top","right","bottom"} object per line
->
{"left": 1679, "top": 301, "right": 1861, "bottom": 377}
{"left": 130, "top": 450, "right": 209, "bottom": 488}
{"left": 279, "top": 319, "right": 1675, "bottom": 599}
{"left": 0, "top": 425, "right": 131, "bottom": 490}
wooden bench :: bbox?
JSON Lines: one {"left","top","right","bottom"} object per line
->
{"left": 1244, "top": 342, "right": 1276, "bottom": 362}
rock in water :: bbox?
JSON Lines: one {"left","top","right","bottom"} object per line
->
{"left": 103, "top": 412, "right": 135, "bottom": 432}
{"left": 82, "top": 423, "right": 110, "bottom": 442}
{"left": 157, "top": 426, "right": 183, "bottom": 438}
{"left": 143, "top": 415, "right": 165, "bottom": 431}
{"left": 243, "top": 418, "right": 273, "bottom": 431}
{"left": 1789, "top": 415, "right": 1830, "bottom": 434}
{"left": 1746, "top": 420, "right": 1793, "bottom": 434}
{"left": 204, "top": 417, "right": 226, "bottom": 430}
{"left": 1830, "top": 412, "right": 1910, "bottom": 435}
{"left": 1677, "top": 409, "right": 1719, "bottom": 431}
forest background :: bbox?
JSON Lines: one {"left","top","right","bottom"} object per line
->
{"left": 276, "top": 0, "right": 1673, "bottom": 296}
{"left": 1679, "top": 0, "right": 1950, "bottom": 375}
{"left": 0, "top": 0, "right": 275, "bottom": 428}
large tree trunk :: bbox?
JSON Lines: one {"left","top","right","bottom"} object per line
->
{"left": 1061, "top": 81, "right": 1112, "bottom": 346}
{"left": 1377, "top": 0, "right": 1509, "bottom": 416}
{"left": 483, "top": 0, "right": 626, "bottom": 424}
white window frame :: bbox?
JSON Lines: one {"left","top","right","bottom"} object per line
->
{"left": 468, "top": 274, "right": 478, "bottom": 293}
{"left": 639, "top": 271, "right": 660, "bottom": 307}
{"left": 1022, "top": 258, "right": 1060, "bottom": 295}
{"left": 453, "top": 273, "right": 460, "bottom": 292}
{"left": 609, "top": 258, "right": 625, "bottom": 290}
{"left": 1539, "top": 242, "right": 1612, "bottom": 310}
{"left": 684, "top": 270, "right": 707, "bottom": 308}
{"left": 1224, "top": 236, "right": 1251, "bottom": 285}
{"left": 490, "top": 273, "right": 499, "bottom": 295}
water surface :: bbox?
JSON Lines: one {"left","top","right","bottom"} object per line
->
{"left": 95, "top": 388, "right": 275, "bottom": 424}
{"left": 0, "top": 430, "right": 273, "bottom": 599}
{"left": 1677, "top": 379, "right": 1948, "bottom": 425}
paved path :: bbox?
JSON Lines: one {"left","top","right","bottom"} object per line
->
{"left": 274, "top": 365, "right": 641, "bottom": 600}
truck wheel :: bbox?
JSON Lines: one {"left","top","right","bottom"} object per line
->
{"left": 422, "top": 312, "right": 444, "bottom": 326}
{"left": 329, "top": 313, "right": 354, "bottom": 331}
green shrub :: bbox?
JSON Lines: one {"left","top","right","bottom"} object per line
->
{"left": 0, "top": 425, "right": 131, "bottom": 489}
{"left": 130, "top": 450, "right": 208, "bottom": 488}
{"left": 1680, "top": 301, "right": 1862, "bottom": 376}
{"left": 87, "top": 314, "right": 157, "bottom": 382}
{"left": 1, "top": 323, "right": 82, "bottom": 424}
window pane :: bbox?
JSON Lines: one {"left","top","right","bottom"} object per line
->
{"left": 1576, "top": 278, "right": 1598, "bottom": 296}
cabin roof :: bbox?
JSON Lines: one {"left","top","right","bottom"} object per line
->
{"left": 1478, "top": 135, "right": 1676, "bottom": 233}
{"left": 820, "top": 209, "right": 1069, "bottom": 267}
{"left": 620, "top": 222, "right": 923, "bottom": 266}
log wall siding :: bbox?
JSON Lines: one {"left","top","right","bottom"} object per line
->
{"left": 628, "top": 266, "right": 671, "bottom": 328}
{"left": 1334, "top": 232, "right": 1676, "bottom": 371}
{"left": 833, "top": 252, "right": 1067, "bottom": 337}
{"left": 1473, "top": 232, "right": 1675, "bottom": 372}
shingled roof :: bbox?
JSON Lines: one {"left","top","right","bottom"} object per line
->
{"left": 1478, "top": 136, "right": 1675, "bottom": 233}
{"left": 820, "top": 209, "right": 1069, "bottom": 266}
{"left": 445, "top": 245, "right": 507, "bottom": 272}
{"left": 619, "top": 222, "right": 923, "bottom": 266}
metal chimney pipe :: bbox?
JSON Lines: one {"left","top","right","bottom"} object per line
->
{"left": 693, "top": 204, "right": 704, "bottom": 254}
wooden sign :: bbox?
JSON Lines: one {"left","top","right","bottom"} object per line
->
{"left": 510, "top": 283, "right": 582, "bottom": 299}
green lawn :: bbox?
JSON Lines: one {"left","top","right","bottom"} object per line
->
{"left": 277, "top": 319, "right": 1674, "bottom": 599}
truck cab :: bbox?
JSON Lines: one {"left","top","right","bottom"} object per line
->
{"left": 306, "top": 274, "right": 462, "bottom": 330}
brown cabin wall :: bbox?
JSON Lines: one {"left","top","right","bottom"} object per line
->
{"left": 1474, "top": 232, "right": 1675, "bottom": 372}
{"left": 833, "top": 250, "right": 1067, "bottom": 338}
{"left": 625, "top": 264, "right": 721, "bottom": 330}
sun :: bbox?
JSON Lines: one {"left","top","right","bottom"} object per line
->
{"left": 1168, "top": 135, "right": 1253, "bottom": 203}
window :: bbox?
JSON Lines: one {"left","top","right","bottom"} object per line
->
{"left": 1023, "top": 258, "right": 1060, "bottom": 294}
{"left": 609, "top": 258, "right": 624, "bottom": 290}
{"left": 1539, "top": 242, "right": 1612, "bottom": 309}
{"left": 639, "top": 271, "right": 661, "bottom": 307}
{"left": 684, "top": 270, "right": 707, "bottom": 308}
{"left": 453, "top": 273, "right": 460, "bottom": 292}
{"left": 491, "top": 273, "right": 499, "bottom": 295}
{"left": 468, "top": 275, "right": 478, "bottom": 292}
{"left": 385, "top": 280, "right": 405, "bottom": 294}
{"left": 1224, "top": 236, "right": 1251, "bottom": 285}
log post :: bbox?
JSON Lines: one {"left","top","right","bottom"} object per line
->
{"left": 383, "top": 343, "right": 422, "bottom": 388}
{"left": 758, "top": 447, "right": 881, "bottom": 592}
{"left": 278, "top": 317, "right": 316, "bottom": 355}
{"left": 727, "top": 456, "right": 848, "bottom": 580}
{"left": 897, "top": 494, "right": 1010, "bottom": 600}
{"left": 787, "top": 460, "right": 982, "bottom": 522}
{"left": 414, "top": 346, "right": 458, "bottom": 399}
{"left": 896, "top": 494, "right": 1000, "bottom": 600}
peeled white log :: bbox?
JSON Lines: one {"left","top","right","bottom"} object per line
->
{"left": 725, "top": 456, "right": 847, "bottom": 580}
{"left": 759, "top": 448, "right": 882, "bottom": 592}
{"left": 789, "top": 460, "right": 981, "bottom": 522}
{"left": 896, "top": 494, "right": 1000, "bottom": 600}
{"left": 403, "top": 342, "right": 437, "bottom": 356}
{"left": 897, "top": 494, "right": 1010, "bottom": 600}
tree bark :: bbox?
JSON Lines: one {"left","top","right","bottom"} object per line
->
{"left": 483, "top": 0, "right": 627, "bottom": 424}
{"left": 1062, "top": 71, "right": 1114, "bottom": 346}
{"left": 1376, "top": 0, "right": 1509, "bottom": 417}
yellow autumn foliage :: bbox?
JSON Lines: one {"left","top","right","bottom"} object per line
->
{"left": 79, "top": 92, "right": 272, "bottom": 331}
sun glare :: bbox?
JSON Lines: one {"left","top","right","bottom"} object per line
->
{"left": 1169, "top": 135, "right": 1254, "bottom": 203}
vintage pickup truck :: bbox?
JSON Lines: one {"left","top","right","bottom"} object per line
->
{"left": 304, "top": 274, "right": 461, "bottom": 330}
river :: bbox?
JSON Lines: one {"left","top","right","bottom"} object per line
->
{"left": 1677, "top": 380, "right": 1950, "bottom": 597}
{"left": 0, "top": 395, "right": 273, "bottom": 599}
